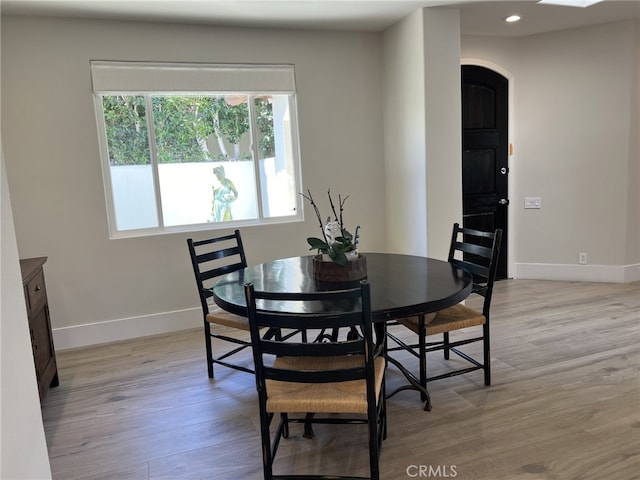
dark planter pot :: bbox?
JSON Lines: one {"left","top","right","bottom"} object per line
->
{"left": 312, "top": 254, "right": 367, "bottom": 282}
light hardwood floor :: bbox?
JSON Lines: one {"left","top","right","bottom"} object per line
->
{"left": 42, "top": 279, "right": 640, "bottom": 480}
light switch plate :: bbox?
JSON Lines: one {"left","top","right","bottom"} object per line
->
{"left": 524, "top": 197, "right": 541, "bottom": 209}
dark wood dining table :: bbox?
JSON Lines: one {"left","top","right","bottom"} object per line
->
{"left": 212, "top": 252, "right": 473, "bottom": 410}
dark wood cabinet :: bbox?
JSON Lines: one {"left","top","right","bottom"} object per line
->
{"left": 20, "top": 257, "right": 59, "bottom": 402}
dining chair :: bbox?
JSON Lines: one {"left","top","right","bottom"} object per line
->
{"left": 244, "top": 280, "right": 387, "bottom": 480}
{"left": 387, "top": 223, "right": 502, "bottom": 400}
{"left": 187, "top": 230, "right": 253, "bottom": 378}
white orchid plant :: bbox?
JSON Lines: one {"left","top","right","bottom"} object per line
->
{"left": 300, "top": 189, "right": 360, "bottom": 267}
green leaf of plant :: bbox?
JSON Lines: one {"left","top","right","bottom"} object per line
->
{"left": 329, "top": 247, "right": 349, "bottom": 267}
{"left": 307, "top": 237, "right": 330, "bottom": 251}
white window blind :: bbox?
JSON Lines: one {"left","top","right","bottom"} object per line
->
{"left": 90, "top": 61, "right": 296, "bottom": 94}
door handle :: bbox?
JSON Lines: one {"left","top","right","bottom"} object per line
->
{"left": 498, "top": 198, "right": 509, "bottom": 205}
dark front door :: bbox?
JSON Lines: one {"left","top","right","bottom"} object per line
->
{"left": 461, "top": 65, "right": 508, "bottom": 279}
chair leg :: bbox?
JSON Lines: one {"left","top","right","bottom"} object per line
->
{"left": 204, "top": 322, "right": 214, "bottom": 378}
{"left": 443, "top": 332, "right": 451, "bottom": 360}
{"left": 483, "top": 323, "right": 491, "bottom": 386}
{"left": 281, "top": 413, "right": 290, "bottom": 438}
{"left": 368, "top": 408, "right": 381, "bottom": 480}
{"left": 303, "top": 412, "right": 315, "bottom": 438}
{"left": 418, "top": 315, "right": 427, "bottom": 401}
{"left": 382, "top": 383, "right": 388, "bottom": 440}
{"left": 260, "top": 411, "right": 274, "bottom": 480}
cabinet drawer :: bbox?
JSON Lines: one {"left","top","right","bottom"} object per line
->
{"left": 30, "top": 306, "right": 54, "bottom": 382}
{"left": 25, "top": 271, "right": 47, "bottom": 314}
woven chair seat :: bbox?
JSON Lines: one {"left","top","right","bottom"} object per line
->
{"left": 206, "top": 306, "right": 251, "bottom": 331}
{"left": 399, "top": 304, "right": 485, "bottom": 336}
{"left": 266, "top": 356, "right": 386, "bottom": 414}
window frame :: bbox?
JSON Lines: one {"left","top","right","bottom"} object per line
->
{"left": 91, "top": 61, "right": 303, "bottom": 239}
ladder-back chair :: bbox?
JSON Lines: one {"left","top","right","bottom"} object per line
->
{"left": 244, "top": 281, "right": 387, "bottom": 480}
{"left": 187, "top": 230, "right": 253, "bottom": 377}
{"left": 387, "top": 223, "right": 502, "bottom": 401}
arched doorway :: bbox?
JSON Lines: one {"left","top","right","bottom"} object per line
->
{"left": 461, "top": 65, "right": 508, "bottom": 280}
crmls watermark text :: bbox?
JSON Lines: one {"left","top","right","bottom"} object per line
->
{"left": 406, "top": 465, "right": 458, "bottom": 478}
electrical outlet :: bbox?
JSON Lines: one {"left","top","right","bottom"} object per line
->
{"left": 579, "top": 252, "right": 587, "bottom": 265}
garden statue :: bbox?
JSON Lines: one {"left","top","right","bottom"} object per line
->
{"left": 211, "top": 165, "right": 238, "bottom": 222}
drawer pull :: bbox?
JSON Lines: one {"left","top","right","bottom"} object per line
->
{"left": 35, "top": 285, "right": 42, "bottom": 291}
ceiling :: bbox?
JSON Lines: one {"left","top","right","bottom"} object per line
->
{"left": 1, "top": 0, "right": 638, "bottom": 36}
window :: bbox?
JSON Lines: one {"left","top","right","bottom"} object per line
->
{"left": 91, "top": 61, "right": 302, "bottom": 237}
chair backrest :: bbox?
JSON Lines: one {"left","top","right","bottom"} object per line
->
{"left": 187, "top": 230, "right": 247, "bottom": 315}
{"left": 447, "top": 223, "right": 503, "bottom": 318}
{"left": 244, "top": 281, "right": 379, "bottom": 387}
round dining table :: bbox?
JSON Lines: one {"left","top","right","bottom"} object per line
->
{"left": 212, "top": 252, "right": 473, "bottom": 410}
{"left": 213, "top": 252, "right": 472, "bottom": 322}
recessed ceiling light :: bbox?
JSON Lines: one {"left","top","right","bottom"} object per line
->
{"left": 505, "top": 15, "right": 521, "bottom": 23}
{"left": 538, "top": 0, "right": 604, "bottom": 7}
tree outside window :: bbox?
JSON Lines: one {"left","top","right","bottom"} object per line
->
{"left": 97, "top": 93, "right": 299, "bottom": 236}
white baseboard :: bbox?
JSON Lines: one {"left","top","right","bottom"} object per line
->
{"left": 514, "top": 262, "right": 640, "bottom": 283}
{"left": 53, "top": 262, "right": 640, "bottom": 350}
{"left": 53, "top": 307, "right": 201, "bottom": 350}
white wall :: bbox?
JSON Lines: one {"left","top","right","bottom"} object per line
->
{"left": 423, "top": 8, "right": 463, "bottom": 260}
{"left": 382, "top": 7, "right": 462, "bottom": 259}
{"left": 1, "top": 147, "right": 52, "bottom": 478}
{"left": 1, "top": 16, "right": 387, "bottom": 347}
{"left": 627, "top": 21, "right": 640, "bottom": 272}
{"left": 383, "top": 10, "right": 428, "bottom": 256}
{"left": 111, "top": 162, "right": 260, "bottom": 229}
{"left": 462, "top": 20, "right": 640, "bottom": 282}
